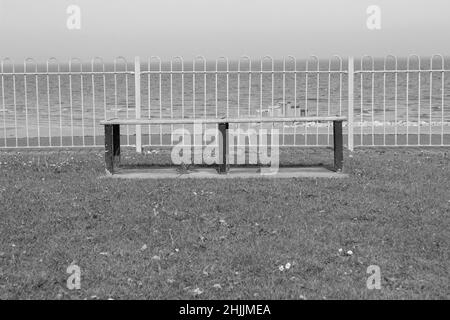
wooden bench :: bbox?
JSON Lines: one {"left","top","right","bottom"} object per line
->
{"left": 100, "top": 116, "right": 347, "bottom": 174}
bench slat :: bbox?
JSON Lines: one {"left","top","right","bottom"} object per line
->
{"left": 100, "top": 116, "right": 346, "bottom": 125}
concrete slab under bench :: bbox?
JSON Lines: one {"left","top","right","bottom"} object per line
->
{"left": 102, "top": 166, "right": 348, "bottom": 179}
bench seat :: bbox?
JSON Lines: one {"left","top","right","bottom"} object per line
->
{"left": 100, "top": 116, "right": 347, "bottom": 125}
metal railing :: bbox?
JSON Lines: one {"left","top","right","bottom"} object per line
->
{"left": 353, "top": 55, "right": 450, "bottom": 148}
{"left": 0, "top": 55, "right": 449, "bottom": 150}
{"left": 0, "top": 57, "right": 133, "bottom": 148}
{"left": 139, "top": 55, "right": 347, "bottom": 150}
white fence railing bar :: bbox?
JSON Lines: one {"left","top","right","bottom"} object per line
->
{"left": 0, "top": 55, "right": 449, "bottom": 150}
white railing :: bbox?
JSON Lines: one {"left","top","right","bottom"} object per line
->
{"left": 353, "top": 55, "right": 450, "bottom": 148}
{"left": 0, "top": 57, "right": 133, "bottom": 148}
{"left": 0, "top": 55, "right": 449, "bottom": 150}
{"left": 138, "top": 55, "right": 347, "bottom": 150}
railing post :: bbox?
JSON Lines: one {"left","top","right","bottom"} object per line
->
{"left": 134, "top": 56, "right": 142, "bottom": 153}
{"left": 105, "top": 124, "right": 114, "bottom": 174}
{"left": 347, "top": 56, "right": 354, "bottom": 151}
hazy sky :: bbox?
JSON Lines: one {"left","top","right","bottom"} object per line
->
{"left": 1, "top": 0, "right": 449, "bottom": 61}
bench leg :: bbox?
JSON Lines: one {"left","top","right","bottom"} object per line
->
{"left": 113, "top": 124, "right": 121, "bottom": 166}
{"left": 218, "top": 122, "right": 229, "bottom": 174}
{"left": 333, "top": 120, "right": 343, "bottom": 172}
{"left": 105, "top": 124, "right": 120, "bottom": 174}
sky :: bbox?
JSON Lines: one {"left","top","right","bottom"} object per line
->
{"left": 0, "top": 0, "right": 449, "bottom": 61}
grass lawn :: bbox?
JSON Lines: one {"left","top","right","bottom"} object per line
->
{"left": 0, "top": 147, "right": 449, "bottom": 299}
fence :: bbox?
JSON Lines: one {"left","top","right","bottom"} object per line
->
{"left": 0, "top": 55, "right": 449, "bottom": 150}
